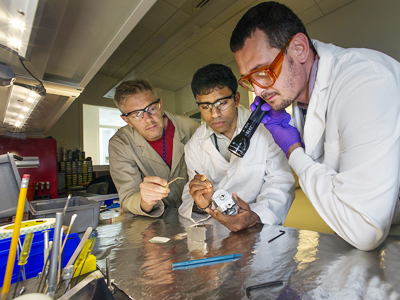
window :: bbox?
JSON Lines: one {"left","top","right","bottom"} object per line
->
{"left": 83, "top": 104, "right": 125, "bottom": 165}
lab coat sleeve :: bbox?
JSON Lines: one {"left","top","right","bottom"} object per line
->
{"left": 289, "top": 70, "right": 400, "bottom": 251}
{"left": 109, "top": 135, "right": 164, "bottom": 218}
{"left": 250, "top": 136, "right": 296, "bottom": 225}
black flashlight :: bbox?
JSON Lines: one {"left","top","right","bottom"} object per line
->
{"left": 228, "top": 97, "right": 267, "bottom": 158}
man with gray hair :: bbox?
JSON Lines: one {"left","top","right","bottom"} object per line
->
{"left": 109, "top": 79, "right": 198, "bottom": 217}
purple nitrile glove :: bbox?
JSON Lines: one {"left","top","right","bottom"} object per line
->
{"left": 250, "top": 97, "right": 303, "bottom": 157}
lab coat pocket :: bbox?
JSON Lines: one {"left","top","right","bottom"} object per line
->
{"left": 323, "top": 141, "right": 340, "bottom": 172}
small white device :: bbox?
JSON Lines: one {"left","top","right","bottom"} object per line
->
{"left": 211, "top": 189, "right": 237, "bottom": 215}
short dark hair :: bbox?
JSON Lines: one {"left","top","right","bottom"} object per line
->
{"left": 114, "top": 79, "right": 156, "bottom": 110}
{"left": 230, "top": 1, "right": 316, "bottom": 55}
{"left": 191, "top": 64, "right": 238, "bottom": 98}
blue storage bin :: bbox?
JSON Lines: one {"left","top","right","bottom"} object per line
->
{"left": 0, "top": 228, "right": 80, "bottom": 286}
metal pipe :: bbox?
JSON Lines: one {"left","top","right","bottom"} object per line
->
{"left": 47, "top": 212, "right": 63, "bottom": 298}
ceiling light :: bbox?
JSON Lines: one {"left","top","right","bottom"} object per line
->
{"left": 7, "top": 37, "right": 21, "bottom": 50}
{"left": 0, "top": 0, "right": 40, "bottom": 59}
{"left": 3, "top": 82, "right": 46, "bottom": 129}
{"left": 9, "top": 18, "right": 25, "bottom": 31}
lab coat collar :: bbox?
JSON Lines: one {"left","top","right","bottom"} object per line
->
{"left": 201, "top": 106, "right": 249, "bottom": 163}
{"left": 132, "top": 111, "right": 186, "bottom": 178}
{"left": 301, "top": 40, "right": 335, "bottom": 156}
{"left": 166, "top": 111, "right": 187, "bottom": 175}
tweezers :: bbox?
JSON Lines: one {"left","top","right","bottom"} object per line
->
{"left": 194, "top": 171, "right": 213, "bottom": 187}
{"left": 165, "top": 177, "right": 184, "bottom": 187}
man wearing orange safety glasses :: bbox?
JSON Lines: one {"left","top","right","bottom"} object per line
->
{"left": 231, "top": 1, "right": 400, "bottom": 251}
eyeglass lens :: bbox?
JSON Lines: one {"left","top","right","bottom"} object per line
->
{"left": 239, "top": 36, "right": 292, "bottom": 92}
{"left": 198, "top": 95, "right": 234, "bottom": 112}
{"left": 130, "top": 102, "right": 160, "bottom": 119}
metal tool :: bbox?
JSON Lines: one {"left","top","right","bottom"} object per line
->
{"left": 194, "top": 171, "right": 213, "bottom": 187}
{"left": 245, "top": 280, "right": 283, "bottom": 299}
{"left": 13, "top": 232, "right": 34, "bottom": 298}
{"left": 106, "top": 256, "right": 114, "bottom": 294}
{"left": 37, "top": 241, "right": 53, "bottom": 293}
{"left": 61, "top": 227, "right": 93, "bottom": 293}
{"left": 165, "top": 177, "right": 184, "bottom": 187}
{"left": 268, "top": 230, "right": 285, "bottom": 243}
{"left": 47, "top": 212, "right": 63, "bottom": 298}
{"left": 43, "top": 230, "right": 50, "bottom": 262}
{"left": 62, "top": 194, "right": 72, "bottom": 224}
{"left": 59, "top": 214, "right": 77, "bottom": 261}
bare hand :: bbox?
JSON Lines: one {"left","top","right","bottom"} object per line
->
{"left": 189, "top": 174, "right": 213, "bottom": 209}
{"left": 140, "top": 176, "right": 169, "bottom": 213}
{"left": 206, "top": 192, "right": 260, "bottom": 232}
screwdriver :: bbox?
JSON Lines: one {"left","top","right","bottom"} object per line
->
{"left": 13, "top": 232, "right": 34, "bottom": 297}
{"left": 73, "top": 232, "right": 97, "bottom": 282}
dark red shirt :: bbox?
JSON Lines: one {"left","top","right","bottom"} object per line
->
{"left": 147, "top": 118, "right": 175, "bottom": 167}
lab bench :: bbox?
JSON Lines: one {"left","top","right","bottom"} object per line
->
{"left": 5, "top": 208, "right": 400, "bottom": 299}
{"left": 92, "top": 209, "right": 400, "bottom": 299}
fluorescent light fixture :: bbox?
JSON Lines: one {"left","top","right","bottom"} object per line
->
{"left": 0, "top": 0, "right": 39, "bottom": 59}
{"left": 3, "top": 82, "right": 45, "bottom": 129}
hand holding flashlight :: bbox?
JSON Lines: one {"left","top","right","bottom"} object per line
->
{"left": 251, "top": 97, "right": 303, "bottom": 157}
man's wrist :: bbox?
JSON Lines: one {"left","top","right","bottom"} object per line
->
{"left": 197, "top": 201, "right": 212, "bottom": 211}
{"left": 287, "top": 142, "right": 303, "bottom": 159}
{"left": 140, "top": 199, "right": 155, "bottom": 213}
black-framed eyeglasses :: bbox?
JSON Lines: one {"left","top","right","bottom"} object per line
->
{"left": 196, "top": 93, "right": 236, "bottom": 113}
{"left": 121, "top": 99, "right": 161, "bottom": 120}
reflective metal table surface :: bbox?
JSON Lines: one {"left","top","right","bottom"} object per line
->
{"left": 94, "top": 209, "right": 400, "bottom": 300}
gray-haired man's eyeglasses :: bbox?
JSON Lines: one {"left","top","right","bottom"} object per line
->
{"left": 121, "top": 99, "right": 161, "bottom": 120}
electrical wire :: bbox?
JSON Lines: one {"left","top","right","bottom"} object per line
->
{"left": 18, "top": 57, "right": 45, "bottom": 92}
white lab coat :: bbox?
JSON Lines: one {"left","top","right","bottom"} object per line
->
{"left": 179, "top": 106, "right": 295, "bottom": 224}
{"left": 290, "top": 40, "right": 400, "bottom": 251}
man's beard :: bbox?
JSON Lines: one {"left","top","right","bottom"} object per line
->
{"left": 263, "top": 56, "right": 302, "bottom": 111}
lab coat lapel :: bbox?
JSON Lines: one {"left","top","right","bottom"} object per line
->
{"left": 292, "top": 102, "right": 304, "bottom": 139}
{"left": 133, "top": 129, "right": 170, "bottom": 179}
{"left": 303, "top": 41, "right": 334, "bottom": 157}
{"left": 202, "top": 138, "right": 227, "bottom": 164}
{"left": 170, "top": 121, "right": 185, "bottom": 176}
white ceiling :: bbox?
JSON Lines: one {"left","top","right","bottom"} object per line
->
{"left": 0, "top": 0, "right": 354, "bottom": 136}
{"left": 100, "top": 0, "right": 355, "bottom": 98}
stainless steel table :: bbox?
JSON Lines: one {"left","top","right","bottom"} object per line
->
{"left": 94, "top": 209, "right": 400, "bottom": 299}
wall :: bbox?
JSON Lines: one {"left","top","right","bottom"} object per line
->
{"left": 82, "top": 104, "right": 100, "bottom": 163}
{"left": 306, "top": 0, "right": 400, "bottom": 62}
{"left": 156, "top": 88, "right": 176, "bottom": 114}
{"left": 175, "top": 60, "right": 250, "bottom": 115}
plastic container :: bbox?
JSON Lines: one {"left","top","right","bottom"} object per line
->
{"left": 29, "top": 196, "right": 101, "bottom": 234}
{"left": 0, "top": 153, "right": 30, "bottom": 219}
{"left": 0, "top": 228, "right": 80, "bottom": 286}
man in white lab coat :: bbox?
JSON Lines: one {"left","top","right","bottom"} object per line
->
{"left": 231, "top": 2, "right": 400, "bottom": 250}
{"left": 179, "top": 64, "right": 295, "bottom": 231}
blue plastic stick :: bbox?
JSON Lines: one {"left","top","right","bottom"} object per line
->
{"left": 173, "top": 256, "right": 242, "bottom": 270}
{"left": 172, "top": 254, "right": 242, "bottom": 268}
